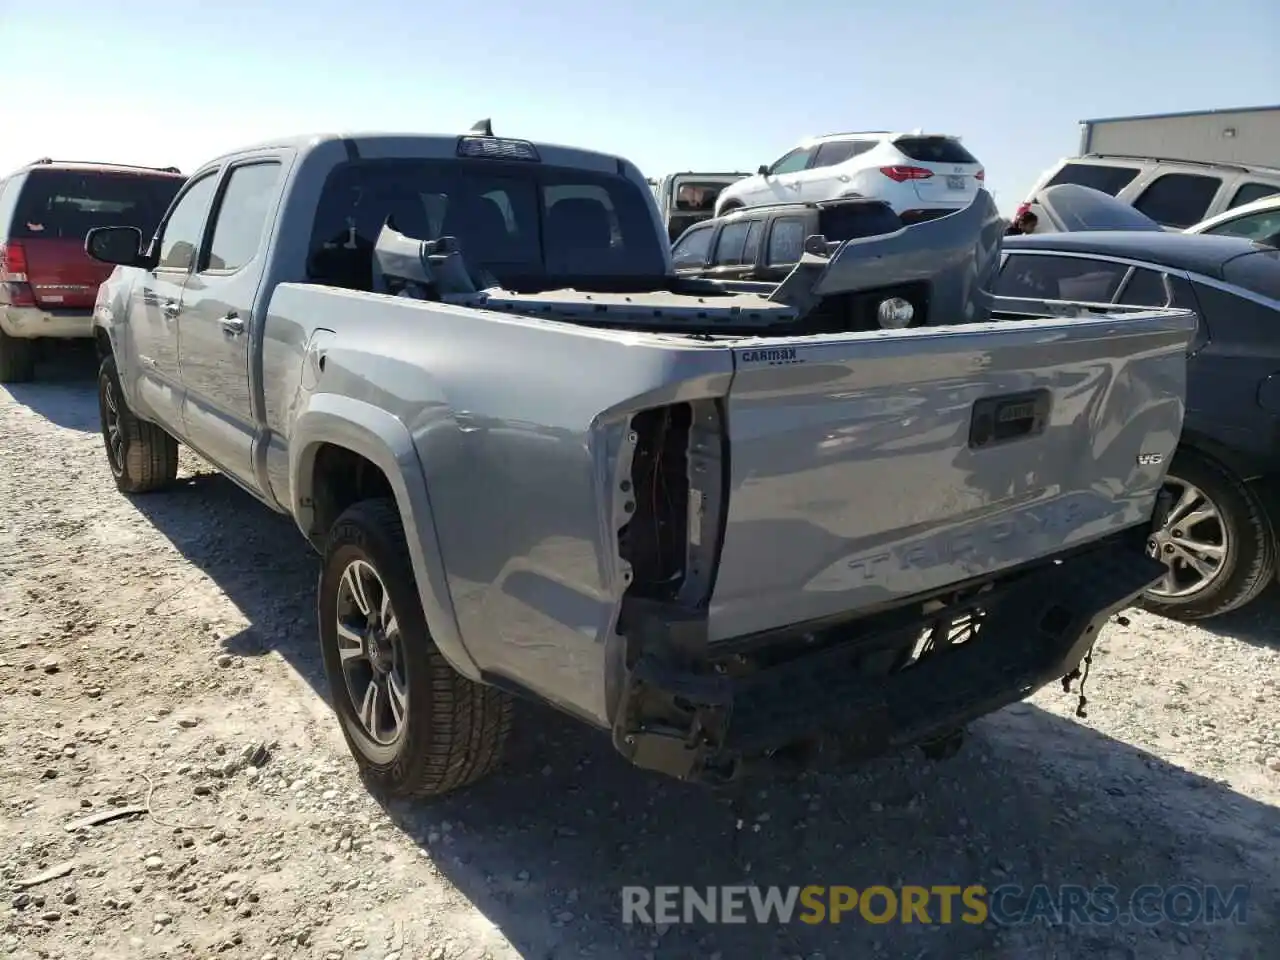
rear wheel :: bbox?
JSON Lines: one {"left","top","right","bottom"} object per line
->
{"left": 97, "top": 355, "right": 178, "bottom": 493}
{"left": 1139, "top": 452, "right": 1275, "bottom": 621}
{"left": 0, "top": 328, "right": 35, "bottom": 383}
{"left": 318, "top": 498, "right": 513, "bottom": 798}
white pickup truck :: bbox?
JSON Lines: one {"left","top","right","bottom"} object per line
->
{"left": 83, "top": 126, "right": 1195, "bottom": 798}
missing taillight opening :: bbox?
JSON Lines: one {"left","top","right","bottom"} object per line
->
{"left": 617, "top": 399, "right": 728, "bottom": 610}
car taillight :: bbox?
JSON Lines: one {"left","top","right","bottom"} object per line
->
{"left": 1014, "top": 201, "right": 1032, "bottom": 219}
{"left": 975, "top": 169, "right": 985, "bottom": 181}
{"left": 879, "top": 165, "right": 935, "bottom": 183}
{"left": 0, "top": 241, "right": 36, "bottom": 307}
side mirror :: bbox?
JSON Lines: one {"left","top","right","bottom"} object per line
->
{"left": 757, "top": 164, "right": 770, "bottom": 177}
{"left": 85, "top": 226, "right": 146, "bottom": 267}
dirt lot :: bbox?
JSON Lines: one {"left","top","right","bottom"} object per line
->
{"left": 2, "top": 350, "right": 1279, "bottom": 960}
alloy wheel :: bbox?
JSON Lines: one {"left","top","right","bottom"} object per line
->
{"left": 334, "top": 559, "right": 409, "bottom": 745}
{"left": 1146, "top": 477, "right": 1228, "bottom": 599}
{"left": 100, "top": 377, "right": 126, "bottom": 479}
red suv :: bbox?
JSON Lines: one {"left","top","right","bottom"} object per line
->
{"left": 0, "top": 158, "right": 186, "bottom": 382}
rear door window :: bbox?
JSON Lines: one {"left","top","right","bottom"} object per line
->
{"left": 1133, "top": 173, "right": 1222, "bottom": 228}
{"left": 10, "top": 169, "right": 184, "bottom": 242}
{"left": 671, "top": 224, "right": 714, "bottom": 269}
{"left": 1045, "top": 163, "right": 1141, "bottom": 196}
{"left": 1115, "top": 267, "right": 1169, "bottom": 306}
{"left": 741, "top": 220, "right": 763, "bottom": 265}
{"left": 713, "top": 221, "right": 752, "bottom": 266}
{"left": 892, "top": 137, "right": 978, "bottom": 165}
{"left": 994, "top": 254, "right": 1129, "bottom": 302}
{"left": 810, "top": 141, "right": 874, "bottom": 169}
{"left": 203, "top": 162, "right": 282, "bottom": 273}
{"left": 767, "top": 217, "right": 806, "bottom": 265}
{"left": 1228, "top": 182, "right": 1280, "bottom": 209}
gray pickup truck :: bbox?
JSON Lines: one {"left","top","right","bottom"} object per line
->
{"left": 84, "top": 126, "right": 1196, "bottom": 798}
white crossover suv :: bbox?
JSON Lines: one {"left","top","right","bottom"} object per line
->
{"left": 713, "top": 131, "right": 985, "bottom": 224}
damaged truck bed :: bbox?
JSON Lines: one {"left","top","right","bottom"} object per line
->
{"left": 86, "top": 129, "right": 1197, "bottom": 795}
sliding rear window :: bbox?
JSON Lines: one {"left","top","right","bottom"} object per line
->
{"left": 308, "top": 157, "right": 666, "bottom": 289}
{"left": 9, "top": 169, "right": 184, "bottom": 241}
{"left": 818, "top": 202, "right": 904, "bottom": 241}
{"left": 892, "top": 137, "right": 978, "bottom": 165}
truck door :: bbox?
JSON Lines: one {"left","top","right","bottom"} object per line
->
{"left": 130, "top": 172, "right": 220, "bottom": 434}
{"left": 177, "top": 159, "right": 284, "bottom": 492}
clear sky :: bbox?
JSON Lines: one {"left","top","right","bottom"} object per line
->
{"left": 4, "top": 0, "right": 1277, "bottom": 213}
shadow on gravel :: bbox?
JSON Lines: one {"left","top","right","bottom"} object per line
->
{"left": 1195, "top": 584, "right": 1280, "bottom": 651}
{"left": 1, "top": 340, "right": 100, "bottom": 432}
{"left": 126, "top": 468, "right": 1280, "bottom": 959}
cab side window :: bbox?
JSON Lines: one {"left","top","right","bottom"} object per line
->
{"left": 202, "top": 162, "right": 282, "bottom": 273}
{"left": 672, "top": 224, "right": 714, "bottom": 269}
{"left": 157, "top": 174, "right": 219, "bottom": 271}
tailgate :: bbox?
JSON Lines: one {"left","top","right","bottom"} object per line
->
{"left": 19, "top": 238, "right": 110, "bottom": 310}
{"left": 706, "top": 311, "right": 1195, "bottom": 642}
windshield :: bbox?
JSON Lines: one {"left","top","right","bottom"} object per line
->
{"left": 10, "top": 169, "right": 184, "bottom": 241}
{"left": 308, "top": 158, "right": 667, "bottom": 290}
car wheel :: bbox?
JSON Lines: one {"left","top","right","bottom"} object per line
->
{"left": 1139, "top": 452, "right": 1275, "bottom": 621}
{"left": 97, "top": 354, "right": 178, "bottom": 493}
{"left": 717, "top": 201, "right": 742, "bottom": 216}
{"left": 0, "top": 328, "right": 36, "bottom": 383}
{"left": 318, "top": 498, "right": 513, "bottom": 798}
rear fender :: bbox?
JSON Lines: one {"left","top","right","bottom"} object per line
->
{"left": 290, "top": 392, "right": 480, "bottom": 681}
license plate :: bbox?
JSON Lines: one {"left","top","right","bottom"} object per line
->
{"left": 946, "top": 175, "right": 967, "bottom": 190}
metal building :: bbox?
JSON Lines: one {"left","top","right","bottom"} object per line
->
{"left": 1079, "top": 105, "right": 1280, "bottom": 168}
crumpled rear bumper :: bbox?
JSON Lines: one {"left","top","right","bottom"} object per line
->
{"left": 609, "top": 527, "right": 1163, "bottom": 784}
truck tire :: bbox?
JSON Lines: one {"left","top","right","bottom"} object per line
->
{"left": 97, "top": 354, "right": 179, "bottom": 493}
{"left": 1138, "top": 451, "right": 1275, "bottom": 621}
{"left": 318, "top": 498, "right": 513, "bottom": 798}
{"left": 0, "top": 328, "right": 36, "bottom": 383}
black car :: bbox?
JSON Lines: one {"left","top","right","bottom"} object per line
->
{"left": 669, "top": 197, "right": 904, "bottom": 283}
{"left": 997, "top": 226, "right": 1280, "bottom": 621}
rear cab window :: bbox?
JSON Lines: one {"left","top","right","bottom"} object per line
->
{"left": 817, "top": 202, "right": 903, "bottom": 241}
{"left": 9, "top": 168, "right": 184, "bottom": 242}
{"left": 1133, "top": 173, "right": 1222, "bottom": 228}
{"left": 892, "top": 137, "right": 978, "bottom": 165}
{"left": 1045, "top": 162, "right": 1141, "bottom": 196}
{"left": 307, "top": 158, "right": 667, "bottom": 289}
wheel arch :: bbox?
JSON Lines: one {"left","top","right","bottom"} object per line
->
{"left": 290, "top": 394, "right": 481, "bottom": 681}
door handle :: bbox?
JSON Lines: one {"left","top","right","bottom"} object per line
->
{"left": 220, "top": 313, "right": 245, "bottom": 335}
{"left": 162, "top": 301, "right": 180, "bottom": 319}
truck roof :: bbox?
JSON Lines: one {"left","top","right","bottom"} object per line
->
{"left": 190, "top": 131, "right": 640, "bottom": 179}
{"left": 9, "top": 158, "right": 184, "bottom": 177}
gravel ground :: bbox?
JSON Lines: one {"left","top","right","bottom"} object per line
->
{"left": 2, "top": 349, "right": 1278, "bottom": 960}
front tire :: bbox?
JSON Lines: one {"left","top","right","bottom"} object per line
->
{"left": 1139, "top": 451, "right": 1275, "bottom": 620}
{"left": 97, "top": 355, "right": 178, "bottom": 493}
{"left": 318, "top": 498, "right": 513, "bottom": 799}
{"left": 0, "top": 328, "right": 36, "bottom": 383}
